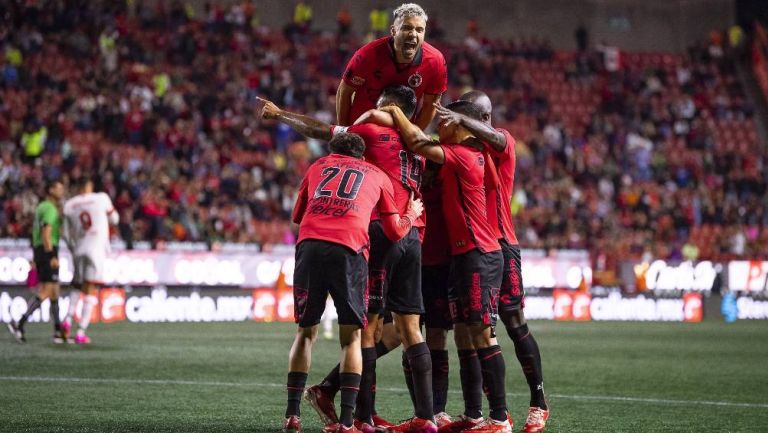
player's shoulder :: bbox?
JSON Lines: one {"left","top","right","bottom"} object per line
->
{"left": 357, "top": 37, "right": 391, "bottom": 56}
{"left": 422, "top": 41, "right": 446, "bottom": 61}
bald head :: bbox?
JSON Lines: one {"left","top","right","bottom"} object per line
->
{"left": 459, "top": 90, "right": 492, "bottom": 124}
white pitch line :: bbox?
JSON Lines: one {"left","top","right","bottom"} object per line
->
{"left": 1, "top": 376, "right": 767, "bottom": 410}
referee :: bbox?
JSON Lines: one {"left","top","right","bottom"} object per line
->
{"left": 8, "top": 180, "right": 66, "bottom": 343}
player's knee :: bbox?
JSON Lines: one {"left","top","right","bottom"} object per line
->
{"left": 426, "top": 328, "right": 448, "bottom": 350}
{"left": 338, "top": 325, "right": 361, "bottom": 347}
{"left": 469, "top": 324, "right": 494, "bottom": 349}
{"left": 453, "top": 325, "right": 475, "bottom": 350}
{"left": 501, "top": 308, "right": 526, "bottom": 328}
{"left": 296, "top": 326, "right": 318, "bottom": 347}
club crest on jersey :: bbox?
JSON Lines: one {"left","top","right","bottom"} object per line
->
{"left": 408, "top": 72, "right": 423, "bottom": 88}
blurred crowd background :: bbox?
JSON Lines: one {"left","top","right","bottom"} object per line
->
{"left": 1, "top": 0, "right": 767, "bottom": 272}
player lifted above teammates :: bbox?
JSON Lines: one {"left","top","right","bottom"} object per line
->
{"left": 337, "top": 3, "right": 447, "bottom": 130}
{"left": 61, "top": 177, "right": 119, "bottom": 345}
{"left": 259, "top": 85, "right": 438, "bottom": 433}
{"left": 380, "top": 101, "right": 513, "bottom": 433}
{"left": 436, "top": 92, "right": 549, "bottom": 432}
{"left": 282, "top": 133, "right": 423, "bottom": 433}
{"left": 7, "top": 181, "right": 66, "bottom": 343}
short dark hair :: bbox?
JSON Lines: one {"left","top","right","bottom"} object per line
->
{"left": 444, "top": 100, "right": 484, "bottom": 121}
{"left": 44, "top": 179, "right": 62, "bottom": 196}
{"left": 74, "top": 175, "right": 93, "bottom": 191}
{"left": 379, "top": 85, "right": 418, "bottom": 118}
{"left": 329, "top": 133, "right": 366, "bottom": 158}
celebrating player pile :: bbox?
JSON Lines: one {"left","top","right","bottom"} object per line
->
{"left": 272, "top": 3, "right": 549, "bottom": 433}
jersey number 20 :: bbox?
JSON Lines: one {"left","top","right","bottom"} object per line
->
{"left": 314, "top": 167, "right": 365, "bottom": 200}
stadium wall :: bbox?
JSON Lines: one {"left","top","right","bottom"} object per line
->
{"left": 183, "top": 0, "right": 736, "bottom": 51}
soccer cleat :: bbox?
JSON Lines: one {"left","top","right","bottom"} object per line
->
{"left": 434, "top": 413, "right": 452, "bottom": 429}
{"left": 6, "top": 320, "right": 25, "bottom": 343}
{"left": 282, "top": 415, "right": 302, "bottom": 433}
{"left": 521, "top": 407, "right": 549, "bottom": 433}
{"left": 304, "top": 385, "right": 339, "bottom": 426}
{"left": 384, "top": 417, "right": 437, "bottom": 433}
{"left": 336, "top": 424, "right": 364, "bottom": 433}
{"left": 461, "top": 414, "right": 512, "bottom": 433}
{"left": 75, "top": 334, "right": 91, "bottom": 344}
{"left": 61, "top": 320, "right": 71, "bottom": 341}
{"left": 372, "top": 413, "right": 396, "bottom": 431}
{"left": 355, "top": 419, "right": 377, "bottom": 433}
{"left": 437, "top": 415, "right": 482, "bottom": 433}
{"left": 53, "top": 330, "right": 66, "bottom": 344}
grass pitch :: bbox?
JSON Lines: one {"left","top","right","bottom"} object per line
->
{"left": 1, "top": 320, "right": 767, "bottom": 432}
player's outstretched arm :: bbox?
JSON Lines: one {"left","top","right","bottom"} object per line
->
{"left": 336, "top": 81, "right": 355, "bottom": 126}
{"left": 257, "top": 97, "right": 332, "bottom": 141}
{"left": 380, "top": 105, "right": 445, "bottom": 164}
{"left": 380, "top": 192, "right": 424, "bottom": 241}
{"left": 434, "top": 103, "right": 507, "bottom": 152}
{"left": 352, "top": 109, "right": 395, "bottom": 127}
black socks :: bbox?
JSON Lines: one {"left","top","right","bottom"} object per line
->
{"left": 285, "top": 371, "right": 308, "bottom": 417}
{"left": 405, "top": 342, "right": 434, "bottom": 421}
{"left": 457, "top": 349, "right": 483, "bottom": 419}
{"left": 339, "top": 372, "right": 362, "bottom": 427}
{"left": 477, "top": 345, "right": 508, "bottom": 421}
{"left": 507, "top": 324, "right": 547, "bottom": 409}
{"left": 430, "top": 349, "right": 449, "bottom": 414}
{"left": 353, "top": 347, "right": 378, "bottom": 423}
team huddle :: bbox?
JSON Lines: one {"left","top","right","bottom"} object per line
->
{"left": 271, "top": 4, "right": 548, "bottom": 433}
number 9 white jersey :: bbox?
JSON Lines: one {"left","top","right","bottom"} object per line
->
{"left": 62, "top": 192, "right": 119, "bottom": 256}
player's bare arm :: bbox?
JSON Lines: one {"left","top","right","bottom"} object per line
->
{"left": 380, "top": 192, "right": 424, "bottom": 242}
{"left": 413, "top": 93, "right": 441, "bottom": 130}
{"left": 380, "top": 105, "right": 445, "bottom": 164}
{"left": 258, "top": 97, "right": 333, "bottom": 141}
{"left": 435, "top": 103, "right": 506, "bottom": 152}
{"left": 336, "top": 81, "right": 356, "bottom": 126}
{"left": 353, "top": 109, "right": 395, "bottom": 127}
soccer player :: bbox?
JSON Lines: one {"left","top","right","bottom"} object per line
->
{"left": 336, "top": 3, "right": 447, "bottom": 130}
{"left": 7, "top": 180, "right": 66, "bottom": 343}
{"left": 380, "top": 102, "right": 513, "bottom": 433}
{"left": 282, "top": 132, "right": 423, "bottom": 433}
{"left": 260, "top": 86, "right": 438, "bottom": 433}
{"left": 436, "top": 92, "right": 549, "bottom": 432}
{"left": 61, "top": 177, "right": 119, "bottom": 344}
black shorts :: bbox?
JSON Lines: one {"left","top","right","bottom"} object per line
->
{"left": 293, "top": 240, "right": 368, "bottom": 328}
{"left": 422, "top": 263, "right": 452, "bottom": 330}
{"left": 498, "top": 241, "right": 525, "bottom": 313}
{"left": 33, "top": 246, "right": 59, "bottom": 283}
{"left": 448, "top": 249, "right": 503, "bottom": 327}
{"left": 367, "top": 222, "right": 423, "bottom": 316}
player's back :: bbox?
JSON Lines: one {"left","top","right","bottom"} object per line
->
{"left": 294, "top": 153, "right": 396, "bottom": 257}
{"left": 345, "top": 123, "right": 425, "bottom": 227}
{"left": 439, "top": 143, "right": 501, "bottom": 256}
{"left": 63, "top": 192, "right": 114, "bottom": 255}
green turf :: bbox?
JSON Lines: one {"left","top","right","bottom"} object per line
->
{"left": 1, "top": 320, "right": 767, "bottom": 432}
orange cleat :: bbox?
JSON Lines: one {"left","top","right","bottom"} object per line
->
{"left": 282, "top": 415, "right": 302, "bottom": 433}
{"left": 385, "top": 417, "right": 437, "bottom": 433}
{"left": 521, "top": 407, "right": 549, "bottom": 433}
{"left": 434, "top": 412, "right": 452, "bottom": 429}
{"left": 304, "top": 385, "right": 339, "bottom": 427}
{"left": 437, "top": 415, "right": 482, "bottom": 433}
{"left": 461, "top": 413, "right": 512, "bottom": 433}
{"left": 372, "top": 413, "right": 396, "bottom": 431}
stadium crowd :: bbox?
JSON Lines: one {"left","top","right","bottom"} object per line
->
{"left": 0, "top": 0, "right": 766, "bottom": 262}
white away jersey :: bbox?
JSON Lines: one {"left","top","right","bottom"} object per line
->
{"left": 63, "top": 192, "right": 119, "bottom": 255}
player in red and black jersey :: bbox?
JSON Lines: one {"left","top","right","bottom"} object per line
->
{"left": 436, "top": 91, "right": 549, "bottom": 433}
{"left": 337, "top": 3, "right": 447, "bottom": 130}
{"left": 282, "top": 133, "right": 423, "bottom": 433}
{"left": 380, "top": 101, "right": 513, "bottom": 433}
{"left": 260, "top": 87, "right": 437, "bottom": 433}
